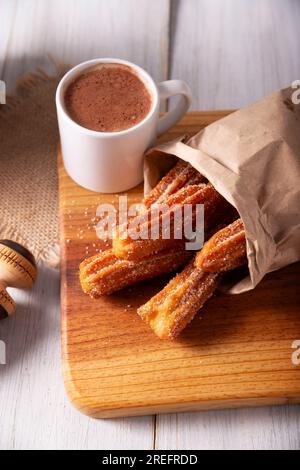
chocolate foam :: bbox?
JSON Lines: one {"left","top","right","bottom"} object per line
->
{"left": 65, "top": 64, "right": 152, "bottom": 132}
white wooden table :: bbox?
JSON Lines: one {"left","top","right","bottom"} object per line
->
{"left": 1, "top": 0, "right": 300, "bottom": 450}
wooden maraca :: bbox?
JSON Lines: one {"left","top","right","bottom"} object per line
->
{"left": 0, "top": 240, "right": 37, "bottom": 319}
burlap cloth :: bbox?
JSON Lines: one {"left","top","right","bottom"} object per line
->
{"left": 0, "top": 67, "right": 69, "bottom": 267}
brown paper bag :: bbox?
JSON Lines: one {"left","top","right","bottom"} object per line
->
{"left": 144, "top": 87, "right": 300, "bottom": 293}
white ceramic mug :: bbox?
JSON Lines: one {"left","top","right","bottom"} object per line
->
{"left": 56, "top": 58, "right": 192, "bottom": 193}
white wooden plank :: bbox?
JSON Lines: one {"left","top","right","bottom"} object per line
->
{"left": 0, "top": 263, "right": 154, "bottom": 450}
{"left": 156, "top": 0, "right": 300, "bottom": 451}
{"left": 2, "top": 0, "right": 170, "bottom": 90}
{"left": 0, "top": 0, "right": 171, "bottom": 450}
{"left": 155, "top": 406, "right": 300, "bottom": 450}
{"left": 170, "top": 0, "right": 300, "bottom": 109}
{"left": 0, "top": 0, "right": 17, "bottom": 77}
{"left": 1, "top": 0, "right": 299, "bottom": 451}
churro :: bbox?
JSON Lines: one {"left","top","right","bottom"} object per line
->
{"left": 113, "top": 183, "right": 225, "bottom": 261}
{"left": 79, "top": 156, "right": 249, "bottom": 340}
{"left": 80, "top": 247, "right": 191, "bottom": 298}
{"left": 196, "top": 218, "right": 247, "bottom": 272}
{"left": 137, "top": 259, "right": 221, "bottom": 339}
{"left": 143, "top": 160, "right": 206, "bottom": 208}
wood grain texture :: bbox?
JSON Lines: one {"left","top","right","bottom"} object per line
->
{"left": 0, "top": 263, "right": 154, "bottom": 450}
{"left": 0, "top": 0, "right": 170, "bottom": 90}
{"left": 162, "top": 0, "right": 300, "bottom": 450}
{"left": 170, "top": 0, "right": 300, "bottom": 110}
{"left": 59, "top": 112, "right": 300, "bottom": 419}
{"left": 1, "top": 0, "right": 300, "bottom": 450}
{"left": 156, "top": 405, "right": 300, "bottom": 450}
{"left": 0, "top": 0, "right": 171, "bottom": 449}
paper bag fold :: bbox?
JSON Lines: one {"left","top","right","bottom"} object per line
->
{"left": 144, "top": 87, "right": 300, "bottom": 293}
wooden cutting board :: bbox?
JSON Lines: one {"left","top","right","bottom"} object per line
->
{"left": 58, "top": 111, "right": 300, "bottom": 418}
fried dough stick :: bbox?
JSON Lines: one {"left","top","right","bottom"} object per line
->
{"left": 196, "top": 218, "right": 247, "bottom": 272}
{"left": 143, "top": 160, "right": 206, "bottom": 208}
{"left": 138, "top": 259, "right": 221, "bottom": 339}
{"left": 113, "top": 183, "right": 225, "bottom": 261}
{"left": 80, "top": 247, "right": 192, "bottom": 298}
{"left": 138, "top": 219, "right": 247, "bottom": 339}
{"left": 80, "top": 162, "right": 206, "bottom": 297}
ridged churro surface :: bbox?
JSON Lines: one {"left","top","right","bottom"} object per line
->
{"left": 80, "top": 247, "right": 191, "bottom": 298}
{"left": 79, "top": 158, "right": 247, "bottom": 340}
{"left": 138, "top": 259, "right": 220, "bottom": 339}
{"left": 143, "top": 161, "right": 206, "bottom": 208}
{"left": 114, "top": 183, "right": 224, "bottom": 261}
{"left": 196, "top": 218, "right": 247, "bottom": 272}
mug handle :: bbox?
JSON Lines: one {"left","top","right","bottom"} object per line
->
{"left": 157, "top": 80, "right": 192, "bottom": 136}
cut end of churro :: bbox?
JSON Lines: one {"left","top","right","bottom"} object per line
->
{"left": 138, "top": 260, "right": 221, "bottom": 339}
{"left": 143, "top": 160, "right": 207, "bottom": 208}
{"left": 195, "top": 218, "right": 247, "bottom": 272}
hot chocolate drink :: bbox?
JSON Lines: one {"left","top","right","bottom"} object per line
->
{"left": 65, "top": 64, "right": 152, "bottom": 132}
